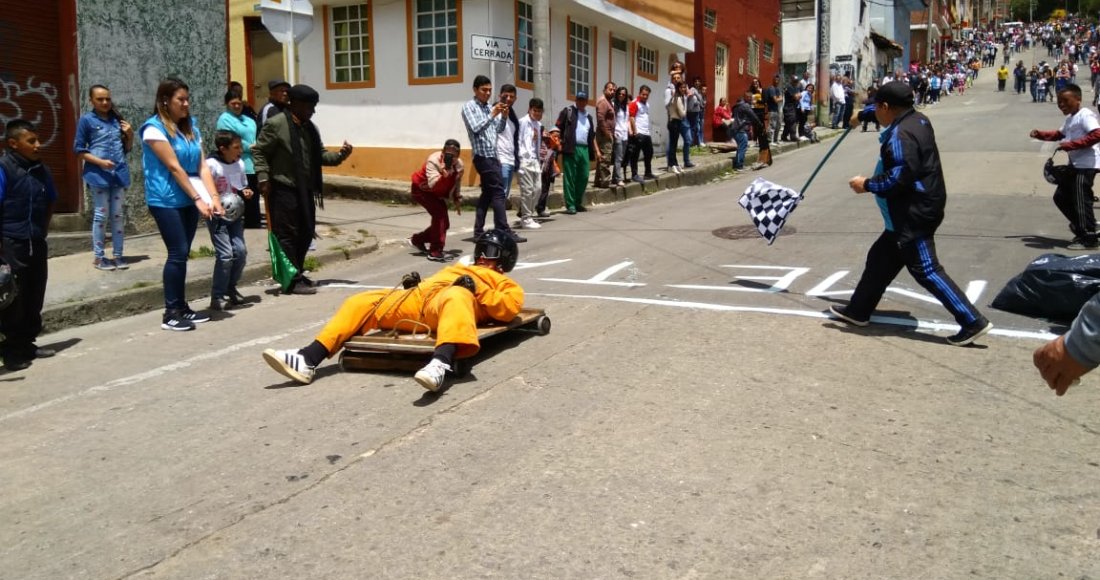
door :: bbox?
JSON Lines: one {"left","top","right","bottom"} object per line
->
{"left": 246, "top": 17, "right": 284, "bottom": 108}
{"left": 0, "top": 0, "right": 79, "bottom": 212}
{"left": 714, "top": 43, "right": 729, "bottom": 107}
{"left": 610, "top": 36, "right": 628, "bottom": 91}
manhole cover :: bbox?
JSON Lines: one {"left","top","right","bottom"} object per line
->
{"left": 713, "top": 225, "right": 797, "bottom": 240}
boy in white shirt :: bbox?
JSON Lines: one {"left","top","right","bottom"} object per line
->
{"left": 205, "top": 131, "right": 252, "bottom": 309}
{"left": 1031, "top": 83, "right": 1100, "bottom": 250}
{"left": 516, "top": 98, "right": 544, "bottom": 229}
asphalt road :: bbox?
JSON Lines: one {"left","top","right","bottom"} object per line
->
{"left": 4, "top": 59, "right": 1100, "bottom": 579}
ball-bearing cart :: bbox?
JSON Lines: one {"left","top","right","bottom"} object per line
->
{"left": 338, "top": 308, "right": 551, "bottom": 377}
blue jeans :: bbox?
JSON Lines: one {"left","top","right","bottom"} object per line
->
{"left": 679, "top": 119, "right": 693, "bottom": 165}
{"left": 687, "top": 111, "right": 704, "bottom": 145}
{"left": 207, "top": 217, "right": 247, "bottom": 298}
{"left": 733, "top": 130, "right": 749, "bottom": 169}
{"left": 90, "top": 185, "right": 125, "bottom": 260}
{"left": 148, "top": 205, "right": 199, "bottom": 312}
{"left": 500, "top": 163, "right": 515, "bottom": 194}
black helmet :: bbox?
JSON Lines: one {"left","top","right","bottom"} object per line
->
{"left": 474, "top": 230, "right": 518, "bottom": 272}
{"left": 0, "top": 259, "right": 16, "bottom": 311}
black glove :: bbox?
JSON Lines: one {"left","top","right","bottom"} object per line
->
{"left": 401, "top": 271, "right": 421, "bottom": 289}
{"left": 452, "top": 274, "right": 476, "bottom": 294}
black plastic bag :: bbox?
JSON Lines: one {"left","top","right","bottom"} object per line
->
{"left": 991, "top": 253, "right": 1100, "bottom": 321}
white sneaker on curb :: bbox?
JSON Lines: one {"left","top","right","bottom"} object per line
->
{"left": 521, "top": 217, "right": 542, "bottom": 229}
{"left": 414, "top": 358, "right": 451, "bottom": 392}
{"left": 263, "top": 349, "right": 315, "bottom": 384}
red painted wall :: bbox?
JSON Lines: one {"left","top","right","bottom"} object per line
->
{"left": 686, "top": 0, "right": 782, "bottom": 143}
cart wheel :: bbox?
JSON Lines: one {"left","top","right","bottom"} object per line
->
{"left": 452, "top": 359, "right": 470, "bottom": 378}
{"left": 536, "top": 315, "right": 551, "bottom": 336}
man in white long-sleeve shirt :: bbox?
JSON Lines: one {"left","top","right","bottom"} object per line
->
{"left": 1035, "top": 293, "right": 1100, "bottom": 395}
{"left": 830, "top": 76, "right": 846, "bottom": 129}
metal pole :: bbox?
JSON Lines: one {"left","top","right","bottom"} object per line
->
{"left": 816, "top": 0, "right": 830, "bottom": 127}
{"left": 533, "top": 0, "right": 551, "bottom": 107}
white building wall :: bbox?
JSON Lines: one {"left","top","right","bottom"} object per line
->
{"left": 297, "top": 0, "right": 686, "bottom": 156}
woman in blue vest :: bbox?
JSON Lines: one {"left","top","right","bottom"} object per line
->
{"left": 141, "top": 78, "right": 224, "bottom": 331}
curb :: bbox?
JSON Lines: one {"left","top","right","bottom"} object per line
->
{"left": 42, "top": 237, "right": 380, "bottom": 333}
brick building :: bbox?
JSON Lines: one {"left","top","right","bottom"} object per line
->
{"left": 685, "top": 0, "right": 782, "bottom": 144}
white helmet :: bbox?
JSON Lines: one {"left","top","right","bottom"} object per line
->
{"left": 220, "top": 192, "right": 244, "bottom": 222}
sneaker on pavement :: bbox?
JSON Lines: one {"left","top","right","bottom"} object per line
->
{"left": 408, "top": 237, "right": 428, "bottom": 254}
{"left": 263, "top": 348, "right": 316, "bottom": 384}
{"left": 643, "top": 173, "right": 658, "bottom": 180}
{"left": 427, "top": 252, "right": 448, "bottom": 262}
{"left": 536, "top": 210, "right": 551, "bottom": 218}
{"left": 209, "top": 297, "right": 231, "bottom": 311}
{"left": 180, "top": 308, "right": 211, "bottom": 323}
{"left": 161, "top": 311, "right": 196, "bottom": 332}
{"left": 510, "top": 232, "right": 528, "bottom": 243}
{"left": 946, "top": 319, "right": 994, "bottom": 346}
{"left": 228, "top": 290, "right": 248, "bottom": 306}
{"left": 414, "top": 358, "right": 451, "bottom": 392}
{"left": 113, "top": 257, "right": 129, "bottom": 270}
{"left": 632, "top": 175, "right": 645, "bottom": 184}
{"left": 521, "top": 217, "right": 542, "bottom": 229}
{"left": 828, "top": 305, "right": 870, "bottom": 327}
{"left": 94, "top": 258, "right": 116, "bottom": 271}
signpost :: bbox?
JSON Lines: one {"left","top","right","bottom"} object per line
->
{"left": 470, "top": 34, "right": 515, "bottom": 63}
{"left": 259, "top": 0, "right": 315, "bottom": 84}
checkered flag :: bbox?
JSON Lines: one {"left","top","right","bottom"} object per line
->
{"left": 738, "top": 177, "right": 804, "bottom": 245}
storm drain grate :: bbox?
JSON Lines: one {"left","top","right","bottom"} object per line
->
{"left": 713, "top": 225, "right": 797, "bottom": 240}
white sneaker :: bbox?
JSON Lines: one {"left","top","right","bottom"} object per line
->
{"left": 414, "top": 358, "right": 451, "bottom": 391}
{"left": 262, "top": 348, "right": 315, "bottom": 384}
{"left": 521, "top": 217, "right": 542, "bottom": 229}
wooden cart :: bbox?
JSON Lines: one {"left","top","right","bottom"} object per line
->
{"left": 338, "top": 308, "right": 551, "bottom": 377}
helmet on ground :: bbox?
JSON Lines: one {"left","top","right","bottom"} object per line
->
{"left": 220, "top": 192, "right": 244, "bottom": 221}
{"left": 0, "top": 259, "right": 17, "bottom": 312}
{"left": 474, "top": 230, "right": 518, "bottom": 272}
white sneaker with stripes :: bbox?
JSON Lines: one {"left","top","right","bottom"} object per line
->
{"left": 414, "top": 358, "right": 451, "bottom": 392}
{"left": 263, "top": 349, "right": 315, "bottom": 384}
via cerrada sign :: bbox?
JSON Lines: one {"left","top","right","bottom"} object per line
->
{"left": 471, "top": 34, "right": 515, "bottom": 63}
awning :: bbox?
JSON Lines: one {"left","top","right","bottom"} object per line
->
{"left": 870, "top": 31, "right": 904, "bottom": 55}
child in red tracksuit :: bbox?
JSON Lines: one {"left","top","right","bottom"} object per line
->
{"left": 409, "top": 139, "right": 464, "bottom": 262}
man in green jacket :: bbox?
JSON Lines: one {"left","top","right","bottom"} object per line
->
{"left": 252, "top": 84, "right": 352, "bottom": 295}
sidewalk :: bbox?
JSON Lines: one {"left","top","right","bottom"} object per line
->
{"left": 41, "top": 128, "right": 843, "bottom": 333}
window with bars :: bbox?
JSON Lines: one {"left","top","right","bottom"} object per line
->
{"left": 329, "top": 3, "right": 373, "bottom": 85}
{"left": 763, "top": 40, "right": 774, "bottom": 62}
{"left": 413, "top": 0, "right": 459, "bottom": 80}
{"left": 747, "top": 38, "right": 760, "bottom": 77}
{"left": 517, "top": 1, "right": 533, "bottom": 86}
{"left": 568, "top": 20, "right": 591, "bottom": 98}
{"left": 637, "top": 44, "right": 657, "bottom": 80}
{"left": 704, "top": 9, "right": 717, "bottom": 31}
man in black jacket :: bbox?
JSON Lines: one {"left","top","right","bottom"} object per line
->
{"left": 828, "top": 82, "right": 993, "bottom": 346}
{"left": 730, "top": 93, "right": 762, "bottom": 171}
{"left": 555, "top": 92, "right": 601, "bottom": 214}
{"left": 0, "top": 120, "right": 57, "bottom": 370}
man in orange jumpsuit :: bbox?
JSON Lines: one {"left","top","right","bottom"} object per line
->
{"left": 262, "top": 230, "right": 523, "bottom": 391}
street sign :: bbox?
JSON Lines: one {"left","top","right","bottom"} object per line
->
{"left": 260, "top": 0, "right": 314, "bottom": 44}
{"left": 834, "top": 54, "right": 852, "bottom": 62}
{"left": 470, "top": 34, "right": 514, "bottom": 63}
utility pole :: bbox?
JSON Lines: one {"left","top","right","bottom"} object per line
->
{"left": 816, "top": 0, "right": 830, "bottom": 126}
{"left": 927, "top": 0, "right": 934, "bottom": 63}
{"left": 532, "top": 0, "right": 551, "bottom": 108}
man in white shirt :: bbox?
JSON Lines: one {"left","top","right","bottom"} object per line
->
{"left": 515, "top": 98, "right": 544, "bottom": 229}
{"left": 830, "top": 76, "right": 846, "bottom": 129}
{"left": 1030, "top": 82, "right": 1100, "bottom": 250}
{"left": 496, "top": 84, "right": 520, "bottom": 195}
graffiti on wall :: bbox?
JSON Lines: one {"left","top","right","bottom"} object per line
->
{"left": 0, "top": 76, "right": 61, "bottom": 147}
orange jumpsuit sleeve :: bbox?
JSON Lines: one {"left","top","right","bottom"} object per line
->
{"left": 473, "top": 268, "right": 525, "bottom": 321}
